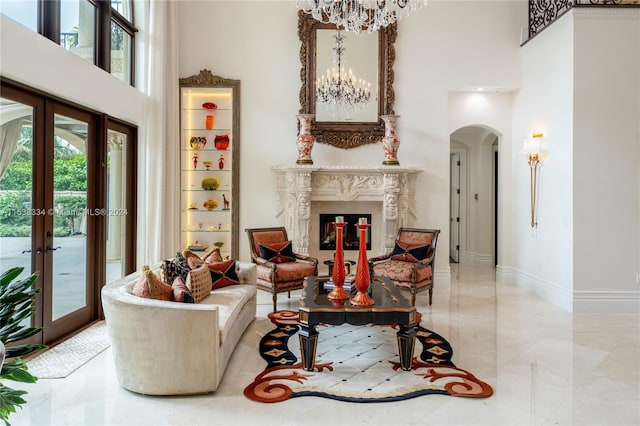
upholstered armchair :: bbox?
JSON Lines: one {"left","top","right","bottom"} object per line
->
{"left": 245, "top": 227, "right": 318, "bottom": 312}
{"left": 370, "top": 228, "right": 440, "bottom": 306}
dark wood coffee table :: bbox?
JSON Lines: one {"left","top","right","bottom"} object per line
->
{"left": 298, "top": 276, "right": 418, "bottom": 371}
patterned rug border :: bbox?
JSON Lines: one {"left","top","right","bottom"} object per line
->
{"left": 27, "top": 321, "right": 110, "bottom": 379}
{"left": 244, "top": 310, "right": 493, "bottom": 403}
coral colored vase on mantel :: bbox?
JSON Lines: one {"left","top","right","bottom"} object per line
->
{"left": 381, "top": 114, "right": 400, "bottom": 166}
{"left": 351, "top": 219, "right": 375, "bottom": 306}
{"left": 296, "top": 114, "right": 315, "bottom": 165}
{"left": 327, "top": 218, "right": 349, "bottom": 301}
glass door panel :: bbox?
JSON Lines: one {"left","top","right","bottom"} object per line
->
{"left": 106, "top": 128, "right": 127, "bottom": 283}
{"left": 51, "top": 113, "right": 88, "bottom": 321}
{"left": 0, "top": 97, "right": 34, "bottom": 329}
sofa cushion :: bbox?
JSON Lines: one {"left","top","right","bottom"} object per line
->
{"left": 199, "top": 284, "right": 255, "bottom": 346}
{"left": 186, "top": 264, "right": 213, "bottom": 303}
{"left": 172, "top": 276, "right": 194, "bottom": 303}
{"left": 258, "top": 241, "right": 296, "bottom": 263}
{"left": 208, "top": 259, "right": 239, "bottom": 290}
{"left": 373, "top": 260, "right": 432, "bottom": 284}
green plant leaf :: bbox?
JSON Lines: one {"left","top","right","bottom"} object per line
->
{"left": 0, "top": 268, "right": 23, "bottom": 287}
{"left": 5, "top": 344, "right": 47, "bottom": 359}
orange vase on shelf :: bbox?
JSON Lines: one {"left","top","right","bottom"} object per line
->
{"left": 351, "top": 218, "right": 374, "bottom": 306}
{"left": 327, "top": 217, "right": 349, "bottom": 301}
{"left": 205, "top": 115, "right": 215, "bottom": 130}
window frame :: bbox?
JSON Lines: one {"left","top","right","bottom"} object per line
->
{"left": 33, "top": 0, "right": 137, "bottom": 86}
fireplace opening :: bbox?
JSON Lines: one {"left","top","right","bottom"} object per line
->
{"left": 319, "top": 214, "right": 372, "bottom": 251}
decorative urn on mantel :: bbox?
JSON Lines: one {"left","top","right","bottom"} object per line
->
{"left": 381, "top": 114, "right": 400, "bottom": 166}
{"left": 296, "top": 114, "right": 315, "bottom": 165}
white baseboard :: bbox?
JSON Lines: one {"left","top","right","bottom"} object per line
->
{"left": 434, "top": 266, "right": 451, "bottom": 287}
{"left": 573, "top": 291, "right": 640, "bottom": 313}
{"left": 497, "top": 266, "right": 640, "bottom": 313}
{"left": 463, "top": 251, "right": 493, "bottom": 266}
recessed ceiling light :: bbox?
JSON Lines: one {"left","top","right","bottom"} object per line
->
{"left": 477, "top": 88, "right": 484, "bottom": 92}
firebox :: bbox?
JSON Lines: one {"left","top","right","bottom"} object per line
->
{"left": 319, "top": 214, "right": 372, "bottom": 251}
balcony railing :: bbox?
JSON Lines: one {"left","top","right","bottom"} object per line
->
{"left": 529, "top": 0, "right": 640, "bottom": 39}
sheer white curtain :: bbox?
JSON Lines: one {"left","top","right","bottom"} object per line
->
{"left": 0, "top": 119, "right": 24, "bottom": 179}
{"left": 135, "top": 0, "right": 180, "bottom": 265}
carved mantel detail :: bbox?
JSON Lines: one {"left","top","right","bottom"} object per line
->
{"left": 272, "top": 165, "right": 422, "bottom": 255}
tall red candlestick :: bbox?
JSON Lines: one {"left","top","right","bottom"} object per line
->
{"left": 327, "top": 220, "right": 349, "bottom": 301}
{"left": 351, "top": 222, "right": 374, "bottom": 306}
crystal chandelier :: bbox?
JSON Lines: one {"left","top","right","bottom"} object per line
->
{"left": 297, "top": 0, "right": 426, "bottom": 34}
{"left": 316, "top": 30, "right": 372, "bottom": 113}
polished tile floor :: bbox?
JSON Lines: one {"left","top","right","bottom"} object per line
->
{"left": 10, "top": 264, "right": 640, "bottom": 425}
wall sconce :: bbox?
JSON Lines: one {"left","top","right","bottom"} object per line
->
{"left": 522, "top": 132, "right": 548, "bottom": 228}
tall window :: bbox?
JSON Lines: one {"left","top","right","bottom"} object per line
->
{"left": 0, "top": 0, "right": 137, "bottom": 86}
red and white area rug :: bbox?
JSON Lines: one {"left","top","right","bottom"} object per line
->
{"left": 244, "top": 310, "right": 493, "bottom": 403}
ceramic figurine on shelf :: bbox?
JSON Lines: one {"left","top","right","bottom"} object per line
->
{"left": 222, "top": 194, "right": 230, "bottom": 210}
{"left": 193, "top": 152, "right": 199, "bottom": 169}
{"left": 218, "top": 154, "right": 225, "bottom": 170}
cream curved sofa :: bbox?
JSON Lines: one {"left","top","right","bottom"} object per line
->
{"left": 101, "top": 262, "right": 257, "bottom": 396}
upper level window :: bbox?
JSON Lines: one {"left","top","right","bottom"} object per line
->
{"left": 0, "top": 0, "right": 136, "bottom": 86}
{"left": 111, "top": 0, "right": 131, "bottom": 21}
{"left": 110, "top": 21, "right": 132, "bottom": 85}
{"left": 0, "top": 0, "right": 38, "bottom": 31}
{"left": 60, "top": 0, "right": 96, "bottom": 65}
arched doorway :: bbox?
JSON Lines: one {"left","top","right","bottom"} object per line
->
{"left": 450, "top": 125, "right": 499, "bottom": 266}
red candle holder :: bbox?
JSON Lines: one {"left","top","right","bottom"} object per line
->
{"left": 351, "top": 222, "right": 374, "bottom": 306}
{"left": 327, "top": 221, "right": 349, "bottom": 301}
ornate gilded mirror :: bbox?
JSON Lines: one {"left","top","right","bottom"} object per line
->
{"left": 298, "top": 10, "right": 397, "bottom": 149}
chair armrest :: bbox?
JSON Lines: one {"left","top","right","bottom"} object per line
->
{"left": 254, "top": 257, "right": 276, "bottom": 269}
{"left": 415, "top": 250, "right": 435, "bottom": 269}
{"left": 294, "top": 253, "right": 318, "bottom": 265}
{"left": 369, "top": 253, "right": 391, "bottom": 263}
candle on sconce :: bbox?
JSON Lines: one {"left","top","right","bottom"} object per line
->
{"left": 335, "top": 216, "right": 344, "bottom": 223}
{"left": 358, "top": 217, "right": 368, "bottom": 225}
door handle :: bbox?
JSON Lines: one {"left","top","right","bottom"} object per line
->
{"left": 44, "top": 246, "right": 62, "bottom": 253}
{"left": 22, "top": 248, "right": 44, "bottom": 255}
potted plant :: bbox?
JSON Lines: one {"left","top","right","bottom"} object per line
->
{"left": 0, "top": 267, "right": 46, "bottom": 426}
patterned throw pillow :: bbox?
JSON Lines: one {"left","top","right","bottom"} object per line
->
{"left": 390, "top": 242, "right": 429, "bottom": 263}
{"left": 161, "top": 253, "right": 190, "bottom": 284}
{"left": 203, "top": 248, "right": 223, "bottom": 263}
{"left": 258, "top": 241, "right": 296, "bottom": 263}
{"left": 186, "top": 264, "right": 213, "bottom": 303}
{"left": 206, "top": 259, "right": 239, "bottom": 290}
{"left": 171, "top": 276, "right": 194, "bottom": 303}
{"left": 183, "top": 249, "right": 206, "bottom": 269}
{"left": 145, "top": 269, "right": 173, "bottom": 301}
{"left": 132, "top": 265, "right": 152, "bottom": 298}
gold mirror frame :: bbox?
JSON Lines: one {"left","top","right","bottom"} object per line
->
{"left": 298, "top": 10, "right": 397, "bottom": 149}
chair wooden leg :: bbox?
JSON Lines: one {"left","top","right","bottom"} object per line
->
{"left": 428, "top": 288, "right": 433, "bottom": 305}
{"left": 288, "top": 291, "right": 291, "bottom": 299}
{"left": 272, "top": 294, "right": 277, "bottom": 312}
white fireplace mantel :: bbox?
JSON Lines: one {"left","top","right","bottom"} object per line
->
{"left": 272, "top": 165, "right": 422, "bottom": 255}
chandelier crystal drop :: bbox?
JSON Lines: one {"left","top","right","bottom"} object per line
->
{"left": 316, "top": 30, "right": 372, "bottom": 113}
{"left": 297, "top": 0, "right": 426, "bottom": 34}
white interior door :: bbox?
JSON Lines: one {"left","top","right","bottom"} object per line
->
{"left": 450, "top": 153, "right": 461, "bottom": 262}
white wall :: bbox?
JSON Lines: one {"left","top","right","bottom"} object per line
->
{"left": 511, "top": 12, "right": 575, "bottom": 310}
{"left": 0, "top": 15, "right": 145, "bottom": 125}
{"left": 176, "top": 1, "right": 527, "bottom": 275}
{"left": 449, "top": 92, "right": 515, "bottom": 267}
{"left": 572, "top": 9, "right": 640, "bottom": 311}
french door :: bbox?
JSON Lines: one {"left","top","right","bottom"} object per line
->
{"left": 0, "top": 83, "right": 121, "bottom": 344}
